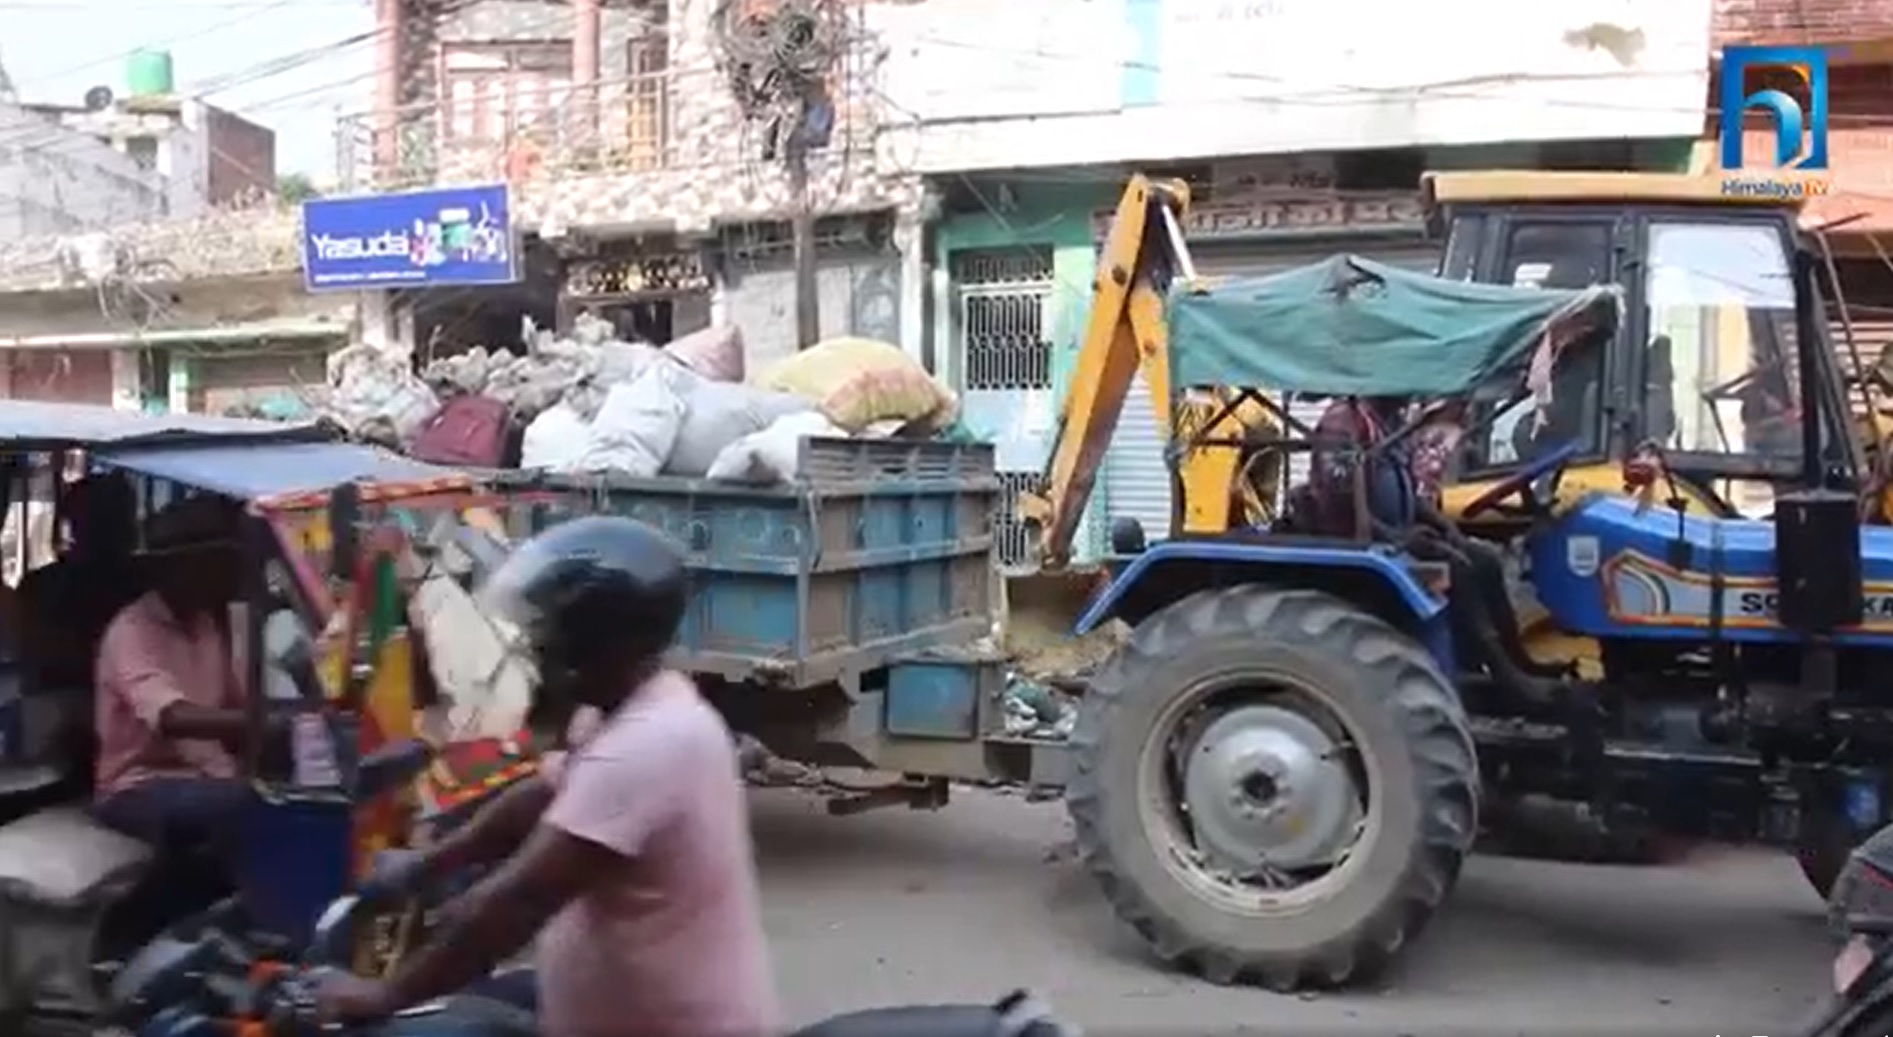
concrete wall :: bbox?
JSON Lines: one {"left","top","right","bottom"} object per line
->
{"left": 721, "top": 247, "right": 903, "bottom": 373}
{"left": 871, "top": 0, "right": 1715, "bottom": 174}
{"left": 0, "top": 274, "right": 351, "bottom": 413}
{"left": 0, "top": 103, "right": 166, "bottom": 237}
{"left": 0, "top": 276, "right": 352, "bottom": 342}
{"left": 931, "top": 181, "right": 1106, "bottom": 397}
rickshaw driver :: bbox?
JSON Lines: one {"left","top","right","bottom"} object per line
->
{"left": 91, "top": 497, "right": 252, "bottom": 868}
{"left": 314, "top": 516, "right": 779, "bottom": 1037}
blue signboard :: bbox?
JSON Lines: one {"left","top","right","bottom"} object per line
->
{"left": 301, "top": 184, "right": 518, "bottom": 292}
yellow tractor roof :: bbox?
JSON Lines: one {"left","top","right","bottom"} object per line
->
{"left": 1421, "top": 170, "right": 1807, "bottom": 213}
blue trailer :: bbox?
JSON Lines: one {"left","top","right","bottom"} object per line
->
{"left": 490, "top": 436, "right": 1069, "bottom": 807}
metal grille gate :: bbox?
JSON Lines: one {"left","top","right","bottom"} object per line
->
{"left": 953, "top": 247, "right": 1055, "bottom": 570}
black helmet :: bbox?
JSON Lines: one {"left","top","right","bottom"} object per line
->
{"left": 479, "top": 516, "right": 688, "bottom": 697}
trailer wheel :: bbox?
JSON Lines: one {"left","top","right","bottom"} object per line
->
{"left": 1065, "top": 586, "right": 1478, "bottom": 991}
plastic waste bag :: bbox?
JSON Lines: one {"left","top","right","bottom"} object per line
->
{"left": 705, "top": 411, "right": 844, "bottom": 485}
{"left": 576, "top": 363, "right": 688, "bottom": 476}
{"left": 520, "top": 402, "right": 592, "bottom": 471}
{"left": 666, "top": 366, "right": 815, "bottom": 477}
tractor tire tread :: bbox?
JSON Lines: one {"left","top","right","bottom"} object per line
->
{"left": 1067, "top": 585, "right": 1478, "bottom": 992}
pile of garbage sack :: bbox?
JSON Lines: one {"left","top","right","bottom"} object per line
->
{"left": 316, "top": 313, "right": 960, "bottom": 485}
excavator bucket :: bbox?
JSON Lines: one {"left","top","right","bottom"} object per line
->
{"left": 1001, "top": 567, "right": 1126, "bottom": 686}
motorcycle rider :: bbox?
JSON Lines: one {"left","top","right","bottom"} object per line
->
{"left": 315, "top": 515, "right": 779, "bottom": 1037}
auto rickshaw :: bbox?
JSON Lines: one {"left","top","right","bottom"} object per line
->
{"left": 0, "top": 402, "right": 537, "bottom": 1032}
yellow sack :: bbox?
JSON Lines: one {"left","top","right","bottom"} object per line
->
{"left": 753, "top": 337, "right": 958, "bottom": 433}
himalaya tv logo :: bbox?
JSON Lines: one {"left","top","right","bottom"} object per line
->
{"left": 310, "top": 231, "right": 409, "bottom": 262}
{"left": 1717, "top": 45, "right": 1833, "bottom": 198}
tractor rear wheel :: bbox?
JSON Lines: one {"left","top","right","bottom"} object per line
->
{"left": 1065, "top": 586, "right": 1479, "bottom": 991}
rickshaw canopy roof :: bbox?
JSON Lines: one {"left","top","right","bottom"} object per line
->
{"left": 99, "top": 440, "right": 459, "bottom": 501}
{"left": 0, "top": 400, "right": 325, "bottom": 451}
{"left": 0, "top": 401, "right": 462, "bottom": 501}
{"left": 1166, "top": 254, "right": 1621, "bottom": 397}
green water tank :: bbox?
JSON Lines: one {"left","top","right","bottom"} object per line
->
{"left": 126, "top": 50, "right": 175, "bottom": 98}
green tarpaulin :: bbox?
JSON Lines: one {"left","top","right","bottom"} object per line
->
{"left": 1166, "top": 254, "right": 1620, "bottom": 396}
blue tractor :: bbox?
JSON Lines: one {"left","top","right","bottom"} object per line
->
{"left": 1020, "top": 171, "right": 1893, "bottom": 990}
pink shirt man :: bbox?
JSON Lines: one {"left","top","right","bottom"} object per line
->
{"left": 535, "top": 670, "right": 778, "bottom": 1037}
{"left": 94, "top": 590, "right": 243, "bottom": 797}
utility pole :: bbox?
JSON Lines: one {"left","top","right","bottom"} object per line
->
{"left": 716, "top": 0, "right": 833, "bottom": 349}
{"left": 788, "top": 95, "right": 819, "bottom": 350}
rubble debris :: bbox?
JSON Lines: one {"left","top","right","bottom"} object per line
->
{"left": 1001, "top": 675, "right": 1077, "bottom": 739}
{"left": 319, "top": 318, "right": 968, "bottom": 488}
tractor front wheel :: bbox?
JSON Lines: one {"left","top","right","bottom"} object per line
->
{"left": 1065, "top": 586, "right": 1479, "bottom": 991}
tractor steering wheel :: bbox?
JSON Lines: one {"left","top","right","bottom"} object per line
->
{"left": 1460, "top": 440, "right": 1582, "bottom": 520}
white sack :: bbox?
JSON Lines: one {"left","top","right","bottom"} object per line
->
{"left": 324, "top": 343, "right": 440, "bottom": 441}
{"left": 595, "top": 341, "right": 661, "bottom": 386}
{"left": 576, "top": 363, "right": 687, "bottom": 477}
{"left": 666, "top": 366, "right": 816, "bottom": 477}
{"left": 520, "top": 402, "right": 593, "bottom": 471}
{"left": 705, "top": 411, "right": 844, "bottom": 485}
{"left": 410, "top": 566, "right": 538, "bottom": 742}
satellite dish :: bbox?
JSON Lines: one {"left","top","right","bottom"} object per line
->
{"left": 83, "top": 85, "right": 114, "bottom": 112}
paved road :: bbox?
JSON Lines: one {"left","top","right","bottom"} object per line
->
{"left": 755, "top": 787, "right": 1837, "bottom": 1037}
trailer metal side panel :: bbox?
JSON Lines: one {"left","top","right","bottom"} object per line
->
{"left": 492, "top": 438, "right": 1000, "bottom": 689}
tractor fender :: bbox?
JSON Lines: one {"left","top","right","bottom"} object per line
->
{"left": 1074, "top": 541, "right": 1452, "bottom": 668}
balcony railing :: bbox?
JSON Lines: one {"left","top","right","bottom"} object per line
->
{"left": 336, "top": 63, "right": 672, "bottom": 192}
{"left": 333, "top": 57, "right": 884, "bottom": 195}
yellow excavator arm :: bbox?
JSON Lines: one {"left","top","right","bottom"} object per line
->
{"left": 1017, "top": 175, "right": 1281, "bottom": 569}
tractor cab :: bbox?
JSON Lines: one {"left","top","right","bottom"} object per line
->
{"left": 1422, "top": 171, "right": 1860, "bottom": 522}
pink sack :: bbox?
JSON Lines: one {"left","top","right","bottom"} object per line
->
{"left": 665, "top": 324, "right": 745, "bottom": 383}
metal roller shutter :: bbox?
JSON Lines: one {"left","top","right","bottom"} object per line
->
{"left": 1102, "top": 235, "right": 1437, "bottom": 541}
{"left": 1106, "top": 374, "right": 1176, "bottom": 541}
{"left": 6, "top": 349, "right": 114, "bottom": 404}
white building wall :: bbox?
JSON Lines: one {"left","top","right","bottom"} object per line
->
{"left": 869, "top": 0, "right": 1714, "bottom": 173}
